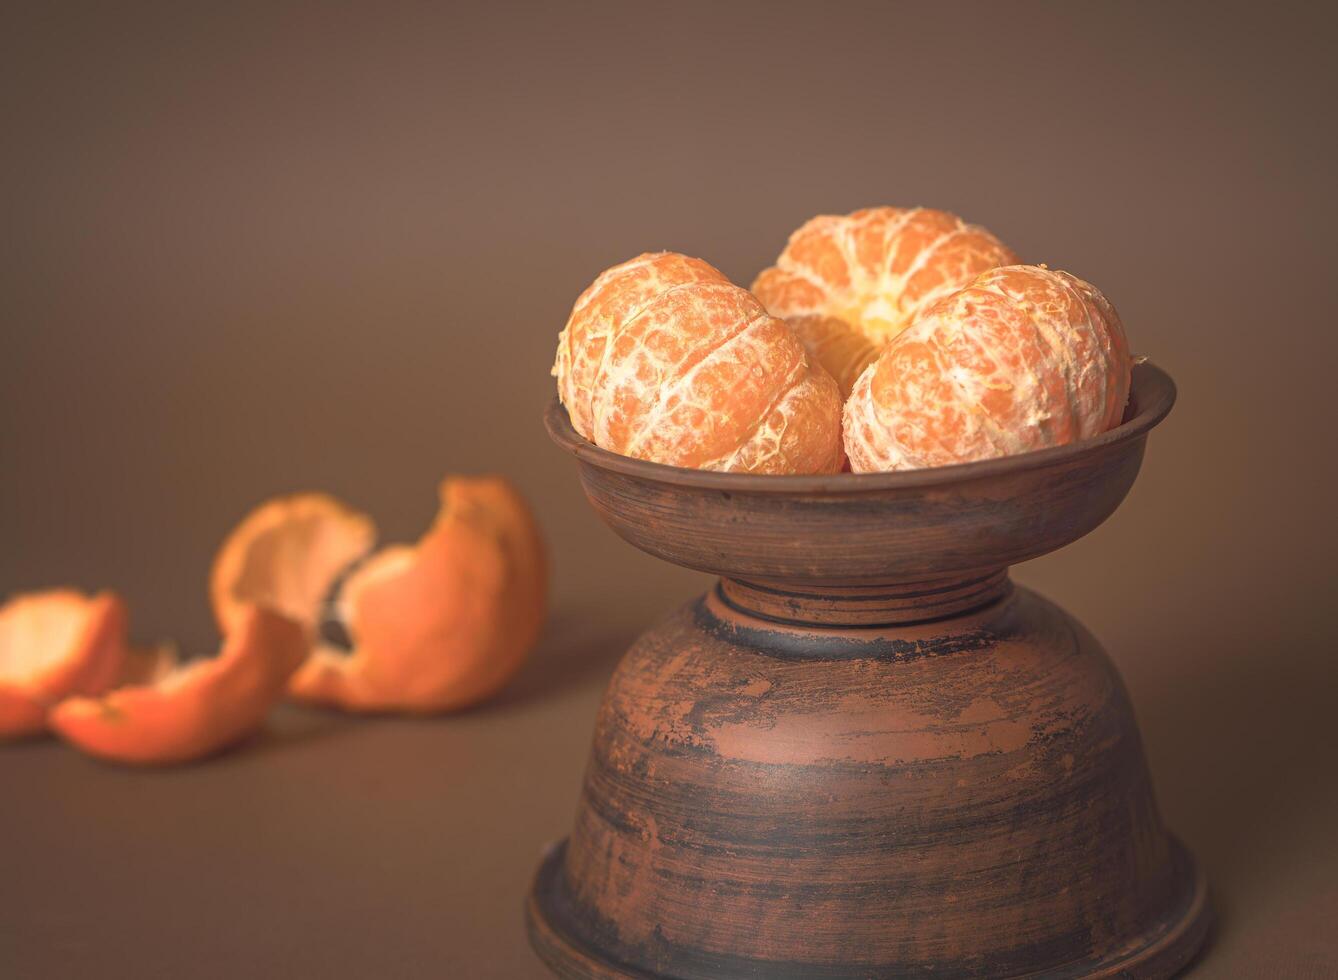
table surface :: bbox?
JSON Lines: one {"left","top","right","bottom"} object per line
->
{"left": 4, "top": 558, "right": 1336, "bottom": 979}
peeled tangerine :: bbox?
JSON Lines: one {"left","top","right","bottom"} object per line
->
{"left": 211, "top": 476, "right": 547, "bottom": 714}
{"left": 49, "top": 606, "right": 305, "bottom": 765}
{"left": 752, "top": 207, "right": 1019, "bottom": 396}
{"left": 844, "top": 265, "right": 1132, "bottom": 472}
{"left": 552, "top": 252, "right": 843, "bottom": 473}
{"left": 0, "top": 590, "right": 128, "bottom": 738}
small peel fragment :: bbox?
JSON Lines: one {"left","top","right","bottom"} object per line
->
{"left": 0, "top": 590, "right": 129, "bottom": 739}
{"left": 49, "top": 605, "right": 305, "bottom": 765}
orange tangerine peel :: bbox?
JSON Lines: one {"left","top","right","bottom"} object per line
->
{"left": 213, "top": 476, "right": 548, "bottom": 714}
{"left": 289, "top": 476, "right": 547, "bottom": 713}
{"left": 49, "top": 605, "right": 305, "bottom": 765}
{"left": 553, "top": 252, "right": 844, "bottom": 474}
{"left": 117, "top": 642, "right": 179, "bottom": 687}
{"left": 0, "top": 590, "right": 129, "bottom": 739}
{"left": 753, "top": 207, "right": 1019, "bottom": 396}
{"left": 0, "top": 688, "right": 46, "bottom": 737}
{"left": 210, "top": 492, "right": 376, "bottom": 642}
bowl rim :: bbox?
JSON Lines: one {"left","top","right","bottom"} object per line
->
{"left": 545, "top": 361, "right": 1176, "bottom": 493}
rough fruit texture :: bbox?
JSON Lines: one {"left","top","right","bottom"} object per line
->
{"left": 844, "top": 265, "right": 1132, "bottom": 472}
{"left": 213, "top": 476, "right": 547, "bottom": 714}
{"left": 49, "top": 605, "right": 305, "bottom": 765}
{"left": 0, "top": 590, "right": 128, "bottom": 738}
{"left": 553, "top": 252, "right": 843, "bottom": 474}
{"left": 753, "top": 207, "right": 1019, "bottom": 396}
{"left": 786, "top": 316, "right": 881, "bottom": 402}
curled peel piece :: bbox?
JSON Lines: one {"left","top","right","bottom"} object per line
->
{"left": 0, "top": 590, "right": 128, "bottom": 739}
{"left": 222, "top": 473, "right": 545, "bottom": 712}
{"left": 210, "top": 492, "right": 376, "bottom": 644}
{"left": 290, "top": 476, "right": 547, "bottom": 713}
{"left": 118, "top": 643, "right": 179, "bottom": 687}
{"left": 49, "top": 605, "right": 305, "bottom": 765}
{"left": 212, "top": 476, "right": 547, "bottom": 713}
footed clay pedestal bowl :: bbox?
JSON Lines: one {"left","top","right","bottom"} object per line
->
{"left": 528, "top": 363, "right": 1208, "bottom": 979}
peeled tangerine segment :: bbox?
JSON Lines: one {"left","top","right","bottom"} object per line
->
{"left": 553, "top": 251, "right": 844, "bottom": 474}
{"left": 210, "top": 492, "right": 376, "bottom": 640}
{"left": 0, "top": 590, "right": 128, "bottom": 739}
{"left": 49, "top": 606, "right": 305, "bottom": 765}
{"left": 287, "top": 476, "right": 547, "bottom": 713}
{"left": 752, "top": 206, "right": 1019, "bottom": 396}
{"left": 844, "top": 265, "right": 1132, "bottom": 472}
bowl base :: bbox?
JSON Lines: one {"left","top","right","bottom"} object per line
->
{"left": 527, "top": 838, "right": 1210, "bottom": 980}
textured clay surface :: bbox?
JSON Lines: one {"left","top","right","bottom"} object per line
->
{"left": 532, "top": 587, "right": 1202, "bottom": 978}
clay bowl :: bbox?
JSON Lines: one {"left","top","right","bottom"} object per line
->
{"left": 542, "top": 363, "right": 1175, "bottom": 613}
{"left": 530, "top": 362, "right": 1209, "bottom": 979}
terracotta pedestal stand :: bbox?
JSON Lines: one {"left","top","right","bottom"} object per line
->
{"left": 529, "top": 364, "right": 1209, "bottom": 979}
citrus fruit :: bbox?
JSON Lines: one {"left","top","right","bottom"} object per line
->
{"left": 753, "top": 207, "right": 1019, "bottom": 395}
{"left": 844, "top": 265, "right": 1132, "bottom": 471}
{"left": 554, "top": 252, "right": 844, "bottom": 473}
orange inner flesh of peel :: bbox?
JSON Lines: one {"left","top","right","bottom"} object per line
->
{"left": 211, "top": 492, "right": 376, "bottom": 640}
{"left": 0, "top": 593, "right": 90, "bottom": 681}
{"left": 0, "top": 590, "right": 128, "bottom": 739}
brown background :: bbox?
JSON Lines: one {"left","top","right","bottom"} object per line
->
{"left": 2, "top": 3, "right": 1335, "bottom": 977}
